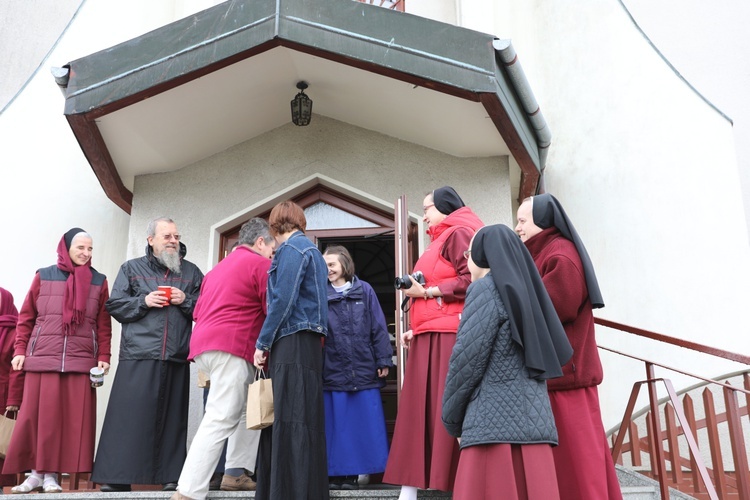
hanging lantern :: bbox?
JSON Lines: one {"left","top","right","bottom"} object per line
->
{"left": 290, "top": 81, "right": 313, "bottom": 126}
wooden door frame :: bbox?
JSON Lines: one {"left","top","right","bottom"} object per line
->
{"left": 219, "top": 184, "right": 397, "bottom": 256}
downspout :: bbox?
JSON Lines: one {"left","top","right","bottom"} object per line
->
{"left": 493, "top": 38, "right": 551, "bottom": 197}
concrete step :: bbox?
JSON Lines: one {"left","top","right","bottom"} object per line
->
{"left": 616, "top": 466, "right": 698, "bottom": 500}
{"left": 1, "top": 466, "right": 699, "bottom": 500}
{"left": 0, "top": 486, "right": 690, "bottom": 500}
{"left": 0, "top": 491, "right": 447, "bottom": 499}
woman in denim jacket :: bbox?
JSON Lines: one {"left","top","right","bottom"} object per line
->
{"left": 253, "top": 201, "right": 329, "bottom": 500}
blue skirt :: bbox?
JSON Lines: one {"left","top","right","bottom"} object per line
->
{"left": 324, "top": 389, "right": 389, "bottom": 476}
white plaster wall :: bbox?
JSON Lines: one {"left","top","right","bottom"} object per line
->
{"left": 453, "top": 0, "right": 750, "bottom": 428}
{"left": 0, "top": 0, "right": 82, "bottom": 111}
{"left": 623, "top": 0, "right": 750, "bottom": 243}
{"left": 0, "top": 0, "right": 211, "bottom": 444}
{"left": 127, "top": 115, "right": 511, "bottom": 441}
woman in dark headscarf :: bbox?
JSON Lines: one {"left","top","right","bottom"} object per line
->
{"left": 516, "top": 194, "right": 622, "bottom": 500}
{"left": 0, "top": 287, "right": 23, "bottom": 489}
{"left": 384, "top": 187, "right": 484, "bottom": 499}
{"left": 2, "top": 228, "right": 112, "bottom": 493}
{"left": 442, "top": 224, "right": 572, "bottom": 499}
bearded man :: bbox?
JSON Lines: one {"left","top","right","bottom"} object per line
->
{"left": 92, "top": 217, "right": 204, "bottom": 492}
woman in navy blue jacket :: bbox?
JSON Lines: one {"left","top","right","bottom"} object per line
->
{"left": 322, "top": 245, "right": 393, "bottom": 490}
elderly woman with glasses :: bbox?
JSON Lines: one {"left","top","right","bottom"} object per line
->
{"left": 383, "top": 187, "right": 483, "bottom": 500}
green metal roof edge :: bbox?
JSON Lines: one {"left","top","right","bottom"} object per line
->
{"left": 61, "top": 0, "right": 542, "bottom": 171}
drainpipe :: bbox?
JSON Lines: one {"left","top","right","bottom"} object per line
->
{"left": 493, "top": 39, "right": 551, "bottom": 195}
{"left": 51, "top": 66, "right": 70, "bottom": 95}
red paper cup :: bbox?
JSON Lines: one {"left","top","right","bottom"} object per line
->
{"left": 158, "top": 286, "right": 172, "bottom": 304}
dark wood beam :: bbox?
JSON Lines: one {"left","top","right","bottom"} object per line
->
{"left": 66, "top": 114, "right": 133, "bottom": 213}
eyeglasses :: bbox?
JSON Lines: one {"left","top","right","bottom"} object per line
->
{"left": 423, "top": 203, "right": 435, "bottom": 214}
{"left": 463, "top": 249, "right": 471, "bottom": 259}
{"left": 160, "top": 234, "right": 181, "bottom": 241}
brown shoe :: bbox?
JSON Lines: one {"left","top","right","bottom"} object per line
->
{"left": 220, "top": 473, "right": 256, "bottom": 491}
{"left": 169, "top": 492, "right": 195, "bottom": 500}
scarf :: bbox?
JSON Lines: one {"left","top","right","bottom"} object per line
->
{"left": 531, "top": 193, "right": 604, "bottom": 308}
{"left": 471, "top": 224, "right": 573, "bottom": 380}
{"left": 57, "top": 227, "right": 92, "bottom": 336}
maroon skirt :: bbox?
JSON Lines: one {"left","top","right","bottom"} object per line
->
{"left": 2, "top": 372, "right": 95, "bottom": 474}
{"left": 0, "top": 458, "right": 16, "bottom": 486}
{"left": 549, "top": 386, "right": 623, "bottom": 500}
{"left": 454, "top": 443, "right": 559, "bottom": 500}
{"left": 383, "top": 332, "right": 459, "bottom": 491}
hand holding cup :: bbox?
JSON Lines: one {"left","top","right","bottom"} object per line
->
{"left": 158, "top": 286, "right": 172, "bottom": 306}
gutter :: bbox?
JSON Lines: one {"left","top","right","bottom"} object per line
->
{"left": 493, "top": 38, "right": 551, "bottom": 197}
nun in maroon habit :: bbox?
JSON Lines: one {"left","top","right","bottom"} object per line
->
{"left": 517, "top": 194, "right": 622, "bottom": 500}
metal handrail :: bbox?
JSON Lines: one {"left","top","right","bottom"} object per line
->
{"left": 595, "top": 317, "right": 750, "bottom": 365}
{"left": 595, "top": 317, "right": 750, "bottom": 499}
{"left": 598, "top": 345, "right": 750, "bottom": 397}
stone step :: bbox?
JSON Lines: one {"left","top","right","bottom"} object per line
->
{"left": 2, "top": 465, "right": 699, "bottom": 500}
{"left": 0, "top": 486, "right": 689, "bottom": 500}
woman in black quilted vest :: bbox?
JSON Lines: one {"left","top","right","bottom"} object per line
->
{"left": 441, "top": 224, "right": 572, "bottom": 500}
{"left": 2, "top": 228, "right": 112, "bottom": 493}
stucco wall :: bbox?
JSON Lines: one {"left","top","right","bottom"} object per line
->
{"left": 0, "top": 0, "right": 154, "bottom": 444}
{"left": 127, "top": 115, "right": 510, "bottom": 441}
{"left": 0, "top": 0, "right": 246, "bottom": 449}
{"left": 453, "top": 0, "right": 750, "bottom": 428}
{"left": 0, "top": 0, "right": 82, "bottom": 111}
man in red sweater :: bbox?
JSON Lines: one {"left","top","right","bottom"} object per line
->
{"left": 516, "top": 194, "right": 622, "bottom": 500}
{"left": 172, "top": 218, "right": 276, "bottom": 500}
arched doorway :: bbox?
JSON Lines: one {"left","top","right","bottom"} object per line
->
{"left": 219, "top": 184, "right": 419, "bottom": 457}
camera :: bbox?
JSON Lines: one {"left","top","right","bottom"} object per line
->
{"left": 394, "top": 271, "right": 425, "bottom": 290}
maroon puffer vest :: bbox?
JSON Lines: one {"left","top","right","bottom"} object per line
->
{"left": 24, "top": 265, "right": 106, "bottom": 373}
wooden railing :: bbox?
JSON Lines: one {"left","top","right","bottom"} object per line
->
{"left": 596, "top": 317, "right": 750, "bottom": 499}
{"left": 354, "top": 0, "right": 405, "bottom": 12}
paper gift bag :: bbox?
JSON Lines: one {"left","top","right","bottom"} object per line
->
{"left": 0, "top": 411, "right": 17, "bottom": 459}
{"left": 247, "top": 369, "right": 273, "bottom": 430}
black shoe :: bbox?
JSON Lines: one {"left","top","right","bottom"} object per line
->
{"left": 340, "top": 476, "right": 359, "bottom": 490}
{"left": 100, "top": 484, "right": 131, "bottom": 492}
{"left": 328, "top": 476, "right": 342, "bottom": 490}
{"left": 209, "top": 472, "right": 223, "bottom": 491}
{"left": 162, "top": 482, "right": 178, "bottom": 491}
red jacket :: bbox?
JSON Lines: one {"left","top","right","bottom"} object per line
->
{"left": 525, "top": 227, "right": 603, "bottom": 391}
{"left": 410, "top": 207, "right": 484, "bottom": 335}
{"left": 189, "top": 246, "right": 271, "bottom": 364}
{"left": 15, "top": 266, "right": 112, "bottom": 374}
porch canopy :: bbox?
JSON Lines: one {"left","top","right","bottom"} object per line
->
{"left": 58, "top": 0, "right": 550, "bottom": 213}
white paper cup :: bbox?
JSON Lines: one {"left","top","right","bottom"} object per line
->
{"left": 90, "top": 367, "right": 105, "bottom": 388}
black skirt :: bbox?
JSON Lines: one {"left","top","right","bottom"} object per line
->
{"left": 91, "top": 360, "right": 189, "bottom": 485}
{"left": 255, "top": 331, "right": 329, "bottom": 500}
